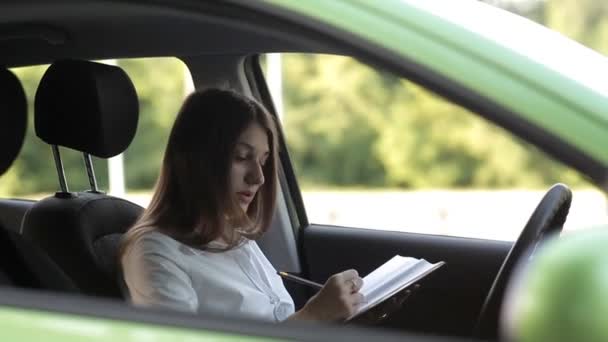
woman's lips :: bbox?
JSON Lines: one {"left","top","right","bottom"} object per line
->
{"left": 237, "top": 191, "right": 254, "bottom": 202}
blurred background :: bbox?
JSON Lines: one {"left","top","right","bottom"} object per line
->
{"left": 2, "top": 0, "right": 607, "bottom": 241}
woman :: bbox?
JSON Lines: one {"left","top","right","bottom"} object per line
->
{"left": 120, "top": 88, "right": 365, "bottom": 322}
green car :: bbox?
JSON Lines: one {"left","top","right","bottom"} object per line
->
{"left": 0, "top": 0, "right": 606, "bottom": 341}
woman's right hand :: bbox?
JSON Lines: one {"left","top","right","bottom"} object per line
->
{"left": 296, "top": 269, "right": 365, "bottom": 321}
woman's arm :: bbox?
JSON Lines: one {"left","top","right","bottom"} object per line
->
{"left": 122, "top": 234, "right": 198, "bottom": 313}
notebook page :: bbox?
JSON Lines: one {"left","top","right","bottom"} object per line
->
{"left": 364, "top": 260, "right": 427, "bottom": 303}
{"left": 357, "top": 259, "right": 433, "bottom": 314}
{"left": 359, "top": 256, "right": 418, "bottom": 298}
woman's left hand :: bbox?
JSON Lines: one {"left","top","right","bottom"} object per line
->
{"left": 351, "top": 284, "right": 420, "bottom": 325}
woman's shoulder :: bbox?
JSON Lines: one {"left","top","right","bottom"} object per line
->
{"left": 128, "top": 230, "right": 183, "bottom": 257}
{"left": 121, "top": 230, "right": 194, "bottom": 291}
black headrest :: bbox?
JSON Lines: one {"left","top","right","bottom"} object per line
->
{"left": 34, "top": 60, "right": 138, "bottom": 158}
{"left": 0, "top": 68, "right": 27, "bottom": 175}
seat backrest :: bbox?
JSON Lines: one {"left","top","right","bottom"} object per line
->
{"left": 0, "top": 67, "right": 77, "bottom": 292}
{"left": 21, "top": 60, "right": 143, "bottom": 298}
{"left": 0, "top": 199, "right": 35, "bottom": 234}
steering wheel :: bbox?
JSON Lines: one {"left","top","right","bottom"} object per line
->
{"left": 474, "top": 183, "right": 572, "bottom": 340}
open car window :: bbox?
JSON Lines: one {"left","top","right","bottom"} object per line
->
{"left": 266, "top": 53, "right": 606, "bottom": 241}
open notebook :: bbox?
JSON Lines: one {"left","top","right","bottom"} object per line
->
{"left": 347, "top": 255, "right": 445, "bottom": 320}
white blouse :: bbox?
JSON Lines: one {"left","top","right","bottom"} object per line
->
{"left": 122, "top": 231, "right": 295, "bottom": 322}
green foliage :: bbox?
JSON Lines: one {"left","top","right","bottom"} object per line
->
{"left": 118, "top": 58, "right": 188, "bottom": 190}
{"left": 282, "top": 55, "right": 386, "bottom": 186}
{"left": 281, "top": 52, "right": 591, "bottom": 189}
{"left": 544, "top": 0, "right": 608, "bottom": 55}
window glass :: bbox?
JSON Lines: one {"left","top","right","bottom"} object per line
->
{"left": 270, "top": 53, "right": 605, "bottom": 241}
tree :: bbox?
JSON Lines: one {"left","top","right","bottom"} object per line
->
{"left": 281, "top": 52, "right": 590, "bottom": 190}
{"left": 544, "top": 0, "right": 608, "bottom": 55}
{"left": 118, "top": 58, "right": 187, "bottom": 191}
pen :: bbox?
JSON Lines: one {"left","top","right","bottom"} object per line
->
{"left": 277, "top": 271, "right": 323, "bottom": 290}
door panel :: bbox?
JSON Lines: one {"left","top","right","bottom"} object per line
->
{"left": 300, "top": 225, "right": 511, "bottom": 336}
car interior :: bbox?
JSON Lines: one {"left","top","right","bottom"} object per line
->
{"left": 0, "top": 1, "right": 589, "bottom": 341}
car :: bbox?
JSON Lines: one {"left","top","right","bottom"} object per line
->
{"left": 0, "top": 0, "right": 607, "bottom": 341}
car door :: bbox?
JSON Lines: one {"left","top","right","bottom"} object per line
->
{"left": 238, "top": 0, "right": 608, "bottom": 337}
{"left": 240, "top": 22, "right": 608, "bottom": 342}
{"left": 247, "top": 54, "right": 514, "bottom": 337}
{"left": 249, "top": 52, "right": 606, "bottom": 338}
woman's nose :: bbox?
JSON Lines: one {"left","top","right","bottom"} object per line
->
{"left": 246, "top": 162, "right": 265, "bottom": 185}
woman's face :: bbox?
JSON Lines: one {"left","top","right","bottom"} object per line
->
{"left": 231, "top": 122, "right": 269, "bottom": 212}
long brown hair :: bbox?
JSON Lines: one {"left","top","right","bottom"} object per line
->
{"left": 119, "top": 88, "right": 279, "bottom": 257}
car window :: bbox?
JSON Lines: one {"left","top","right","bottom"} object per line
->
{"left": 2, "top": 58, "right": 191, "bottom": 203}
{"left": 267, "top": 53, "right": 606, "bottom": 241}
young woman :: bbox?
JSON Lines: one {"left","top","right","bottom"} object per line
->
{"left": 120, "top": 88, "right": 365, "bottom": 322}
